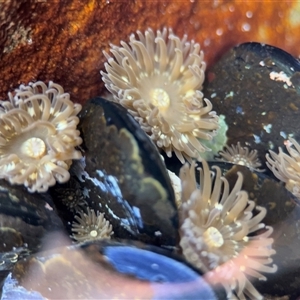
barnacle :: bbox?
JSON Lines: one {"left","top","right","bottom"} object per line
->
{"left": 101, "top": 28, "right": 219, "bottom": 163}
{"left": 217, "top": 142, "right": 263, "bottom": 172}
{"left": 71, "top": 208, "right": 113, "bottom": 242}
{"left": 0, "top": 81, "right": 82, "bottom": 192}
{"left": 266, "top": 137, "right": 300, "bottom": 198}
{"left": 179, "top": 160, "right": 277, "bottom": 299}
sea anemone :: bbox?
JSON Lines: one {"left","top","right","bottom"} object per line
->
{"left": 101, "top": 28, "right": 219, "bottom": 163}
{"left": 179, "top": 160, "right": 277, "bottom": 299}
{"left": 266, "top": 137, "right": 300, "bottom": 199}
{"left": 56, "top": 188, "right": 87, "bottom": 211}
{"left": 71, "top": 208, "right": 113, "bottom": 242}
{"left": 0, "top": 81, "right": 82, "bottom": 192}
{"left": 216, "top": 142, "right": 263, "bottom": 172}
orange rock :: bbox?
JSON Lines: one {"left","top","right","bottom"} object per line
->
{"left": 0, "top": 1, "right": 299, "bottom": 104}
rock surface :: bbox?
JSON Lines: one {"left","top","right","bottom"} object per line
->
{"left": 0, "top": 2, "right": 300, "bottom": 104}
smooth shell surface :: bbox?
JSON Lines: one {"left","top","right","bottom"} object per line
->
{"left": 0, "top": 180, "right": 65, "bottom": 291}
{"left": 1, "top": 239, "right": 226, "bottom": 299}
{"left": 0, "top": 181, "right": 65, "bottom": 251}
{"left": 50, "top": 97, "right": 178, "bottom": 247}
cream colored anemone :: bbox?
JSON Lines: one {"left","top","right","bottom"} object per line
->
{"left": 179, "top": 160, "right": 277, "bottom": 299}
{"left": 266, "top": 137, "right": 300, "bottom": 198}
{"left": 0, "top": 81, "right": 82, "bottom": 192}
{"left": 101, "top": 28, "right": 219, "bottom": 163}
{"left": 71, "top": 208, "right": 113, "bottom": 242}
{"left": 217, "top": 142, "right": 264, "bottom": 172}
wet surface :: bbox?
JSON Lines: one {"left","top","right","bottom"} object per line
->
{"left": 204, "top": 42, "right": 300, "bottom": 169}
{"left": 51, "top": 97, "right": 179, "bottom": 248}
{"left": 1, "top": 239, "right": 226, "bottom": 300}
{"left": 202, "top": 43, "right": 300, "bottom": 297}
{"left": 0, "top": 179, "right": 65, "bottom": 294}
{"left": 205, "top": 162, "right": 300, "bottom": 299}
{"left": 2, "top": 41, "right": 300, "bottom": 299}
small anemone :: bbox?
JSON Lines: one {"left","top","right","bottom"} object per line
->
{"left": 266, "top": 137, "right": 300, "bottom": 198}
{"left": 56, "top": 188, "right": 87, "bottom": 212}
{"left": 71, "top": 208, "right": 114, "bottom": 242}
{"left": 101, "top": 28, "right": 219, "bottom": 163}
{"left": 0, "top": 81, "right": 82, "bottom": 192}
{"left": 216, "top": 142, "right": 264, "bottom": 172}
{"left": 179, "top": 160, "right": 277, "bottom": 299}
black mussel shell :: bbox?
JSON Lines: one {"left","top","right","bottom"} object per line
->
{"left": 0, "top": 180, "right": 65, "bottom": 290}
{"left": 201, "top": 41, "right": 300, "bottom": 297}
{"left": 0, "top": 180, "right": 65, "bottom": 254}
{"left": 50, "top": 97, "right": 178, "bottom": 248}
{"left": 1, "top": 239, "right": 226, "bottom": 299}
{"left": 203, "top": 42, "right": 300, "bottom": 168}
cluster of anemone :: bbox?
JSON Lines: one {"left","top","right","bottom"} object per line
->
{"left": 71, "top": 208, "right": 114, "bottom": 242}
{"left": 216, "top": 142, "right": 264, "bottom": 172}
{"left": 0, "top": 26, "right": 278, "bottom": 299}
{"left": 0, "top": 81, "right": 82, "bottom": 192}
{"left": 179, "top": 160, "right": 277, "bottom": 299}
{"left": 100, "top": 29, "right": 279, "bottom": 299}
{"left": 266, "top": 137, "right": 300, "bottom": 199}
{"left": 101, "top": 28, "right": 219, "bottom": 163}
